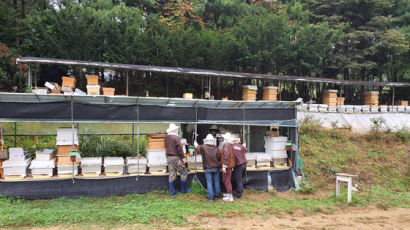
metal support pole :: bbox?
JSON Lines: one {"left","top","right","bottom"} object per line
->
{"left": 14, "top": 122, "right": 17, "bottom": 147}
{"left": 28, "top": 64, "right": 32, "bottom": 90}
{"left": 126, "top": 71, "right": 129, "bottom": 96}
{"left": 392, "top": 87, "right": 395, "bottom": 106}
{"left": 131, "top": 123, "right": 135, "bottom": 149}
{"left": 247, "top": 125, "right": 250, "bottom": 151}
{"left": 209, "top": 76, "right": 211, "bottom": 99}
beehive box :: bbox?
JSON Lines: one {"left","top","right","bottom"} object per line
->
{"left": 102, "top": 87, "right": 115, "bottom": 96}
{"left": 318, "top": 104, "right": 328, "bottom": 112}
{"left": 62, "top": 76, "right": 76, "bottom": 89}
{"left": 87, "top": 85, "right": 101, "bottom": 95}
{"left": 86, "top": 75, "right": 99, "bottom": 85}
{"left": 57, "top": 128, "right": 78, "bottom": 145}
{"left": 337, "top": 105, "right": 346, "bottom": 112}
{"left": 57, "top": 155, "right": 80, "bottom": 166}
{"left": 362, "top": 105, "right": 370, "bottom": 113}
{"left": 8, "top": 148, "right": 29, "bottom": 161}
{"left": 380, "top": 105, "right": 388, "bottom": 113}
{"left": 29, "top": 159, "right": 55, "bottom": 176}
{"left": 0, "top": 160, "right": 5, "bottom": 178}
{"left": 337, "top": 97, "right": 345, "bottom": 105}
{"left": 395, "top": 100, "right": 408, "bottom": 106}
{"left": 2, "top": 158, "right": 31, "bottom": 177}
{"left": 126, "top": 157, "right": 147, "bottom": 174}
{"left": 81, "top": 157, "right": 102, "bottom": 175}
{"left": 264, "top": 136, "right": 287, "bottom": 150}
{"left": 147, "top": 150, "right": 167, "bottom": 166}
{"left": 322, "top": 90, "right": 338, "bottom": 107}
{"left": 353, "top": 105, "right": 363, "bottom": 113}
{"left": 57, "top": 165, "right": 78, "bottom": 175}
{"left": 307, "top": 104, "right": 318, "bottom": 112}
{"left": 262, "top": 86, "right": 278, "bottom": 101}
{"left": 57, "top": 145, "right": 79, "bottom": 156}
{"left": 104, "top": 157, "right": 124, "bottom": 174}
{"left": 364, "top": 91, "right": 379, "bottom": 107}
{"left": 148, "top": 165, "right": 167, "bottom": 172}
{"left": 146, "top": 134, "right": 166, "bottom": 150}
{"left": 242, "top": 85, "right": 258, "bottom": 101}
{"left": 35, "top": 149, "right": 54, "bottom": 161}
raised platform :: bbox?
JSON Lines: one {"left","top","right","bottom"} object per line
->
{"left": 0, "top": 168, "right": 295, "bottom": 199}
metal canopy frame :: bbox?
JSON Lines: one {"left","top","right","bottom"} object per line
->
{"left": 16, "top": 57, "right": 410, "bottom": 87}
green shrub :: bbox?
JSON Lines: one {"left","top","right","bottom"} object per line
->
{"left": 297, "top": 181, "right": 316, "bottom": 194}
{"left": 396, "top": 127, "right": 410, "bottom": 142}
{"left": 80, "top": 135, "right": 135, "bottom": 158}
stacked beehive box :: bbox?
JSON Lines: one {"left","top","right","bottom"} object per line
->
{"left": 264, "top": 136, "right": 287, "bottom": 167}
{"left": 29, "top": 149, "right": 55, "bottom": 176}
{"left": 364, "top": 91, "right": 379, "bottom": 108}
{"left": 2, "top": 148, "right": 31, "bottom": 178}
{"left": 395, "top": 100, "right": 408, "bottom": 106}
{"left": 62, "top": 76, "right": 76, "bottom": 95}
{"left": 104, "top": 157, "right": 124, "bottom": 175}
{"left": 102, "top": 87, "right": 115, "bottom": 96}
{"left": 322, "top": 90, "right": 338, "bottom": 107}
{"left": 56, "top": 128, "right": 79, "bottom": 176}
{"left": 262, "top": 86, "right": 278, "bottom": 101}
{"left": 256, "top": 152, "right": 272, "bottom": 167}
{"left": 81, "top": 157, "right": 102, "bottom": 175}
{"left": 337, "top": 97, "right": 345, "bottom": 105}
{"left": 86, "top": 75, "right": 100, "bottom": 95}
{"left": 146, "top": 134, "right": 167, "bottom": 172}
{"left": 245, "top": 152, "right": 257, "bottom": 167}
{"left": 126, "top": 157, "right": 147, "bottom": 174}
{"left": 242, "top": 85, "right": 258, "bottom": 101}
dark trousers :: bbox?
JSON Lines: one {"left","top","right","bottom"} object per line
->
{"left": 233, "top": 163, "right": 247, "bottom": 195}
{"left": 222, "top": 168, "right": 232, "bottom": 194}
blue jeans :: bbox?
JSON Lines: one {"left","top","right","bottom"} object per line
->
{"left": 204, "top": 167, "right": 221, "bottom": 200}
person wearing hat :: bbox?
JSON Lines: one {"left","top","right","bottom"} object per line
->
{"left": 232, "top": 137, "right": 248, "bottom": 198}
{"left": 194, "top": 134, "right": 221, "bottom": 201}
{"left": 220, "top": 133, "right": 235, "bottom": 202}
{"left": 165, "top": 123, "right": 191, "bottom": 196}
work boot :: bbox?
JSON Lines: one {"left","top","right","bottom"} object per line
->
{"left": 181, "top": 181, "right": 192, "bottom": 193}
{"left": 235, "top": 192, "right": 242, "bottom": 198}
{"left": 223, "top": 193, "right": 233, "bottom": 202}
{"left": 169, "top": 182, "right": 178, "bottom": 196}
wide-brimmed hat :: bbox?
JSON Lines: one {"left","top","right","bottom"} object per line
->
{"left": 203, "top": 134, "right": 217, "bottom": 146}
{"left": 221, "top": 132, "right": 232, "bottom": 142}
{"left": 232, "top": 137, "right": 241, "bottom": 143}
{"left": 166, "top": 123, "right": 179, "bottom": 133}
{"left": 209, "top": 125, "right": 218, "bottom": 130}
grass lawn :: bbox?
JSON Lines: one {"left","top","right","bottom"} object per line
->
{"left": 0, "top": 183, "right": 409, "bottom": 228}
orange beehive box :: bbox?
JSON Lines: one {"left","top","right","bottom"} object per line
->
{"left": 102, "top": 87, "right": 115, "bottom": 96}
{"left": 57, "top": 155, "right": 79, "bottom": 166}
{"left": 62, "top": 76, "right": 76, "bottom": 88}
{"left": 86, "top": 75, "right": 99, "bottom": 85}
{"left": 263, "top": 86, "right": 278, "bottom": 101}
{"left": 337, "top": 97, "right": 345, "bottom": 105}
{"left": 242, "top": 85, "right": 258, "bottom": 101}
{"left": 395, "top": 100, "right": 408, "bottom": 106}
{"left": 364, "top": 91, "right": 379, "bottom": 107}
{"left": 57, "top": 145, "right": 79, "bottom": 156}
{"left": 147, "top": 134, "right": 166, "bottom": 150}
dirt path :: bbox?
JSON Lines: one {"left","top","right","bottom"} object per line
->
{"left": 173, "top": 207, "right": 410, "bottom": 230}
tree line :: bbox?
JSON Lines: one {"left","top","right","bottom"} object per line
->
{"left": 0, "top": 0, "right": 409, "bottom": 103}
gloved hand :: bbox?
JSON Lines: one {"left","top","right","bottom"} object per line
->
{"left": 194, "top": 141, "right": 198, "bottom": 148}
{"left": 222, "top": 165, "right": 227, "bottom": 173}
{"left": 242, "top": 142, "right": 246, "bottom": 148}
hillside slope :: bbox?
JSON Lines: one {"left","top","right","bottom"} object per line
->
{"left": 299, "top": 122, "right": 410, "bottom": 192}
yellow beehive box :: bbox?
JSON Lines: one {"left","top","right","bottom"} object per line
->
{"left": 394, "top": 100, "right": 408, "bottom": 106}
{"left": 102, "top": 87, "right": 115, "bottom": 96}
{"left": 263, "top": 86, "right": 278, "bottom": 101}
{"left": 147, "top": 134, "right": 166, "bottom": 150}
{"left": 57, "top": 155, "right": 79, "bottom": 166}
{"left": 242, "top": 85, "right": 258, "bottom": 101}
{"left": 337, "top": 97, "right": 345, "bottom": 105}
{"left": 57, "top": 145, "right": 79, "bottom": 156}
{"left": 87, "top": 85, "right": 101, "bottom": 95}
{"left": 86, "top": 75, "right": 99, "bottom": 85}
{"left": 364, "top": 91, "right": 379, "bottom": 107}
{"left": 62, "top": 76, "right": 76, "bottom": 89}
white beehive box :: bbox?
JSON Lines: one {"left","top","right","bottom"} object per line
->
{"left": 35, "top": 149, "right": 54, "bottom": 161}
{"left": 81, "top": 157, "right": 102, "bottom": 175}
{"left": 264, "top": 136, "right": 287, "bottom": 150}
{"left": 353, "top": 105, "right": 363, "bottom": 113}
{"left": 396, "top": 106, "right": 405, "bottom": 113}
{"left": 273, "top": 158, "right": 288, "bottom": 167}
{"left": 56, "top": 128, "right": 78, "bottom": 145}
{"left": 307, "top": 104, "right": 318, "bottom": 112}
{"left": 29, "top": 159, "right": 55, "bottom": 176}
{"left": 8, "top": 148, "right": 29, "bottom": 161}
{"left": 388, "top": 106, "right": 396, "bottom": 113}
{"left": 297, "top": 104, "right": 308, "bottom": 112}
{"left": 58, "top": 165, "right": 78, "bottom": 175}
{"left": 380, "top": 106, "right": 388, "bottom": 113}
{"left": 148, "top": 165, "right": 167, "bottom": 172}
{"left": 147, "top": 150, "right": 167, "bottom": 166}
{"left": 328, "top": 106, "right": 337, "bottom": 112}
{"left": 104, "top": 157, "right": 124, "bottom": 174}
{"left": 405, "top": 106, "right": 410, "bottom": 113}
{"left": 337, "top": 105, "right": 346, "bottom": 113}
{"left": 126, "top": 157, "right": 147, "bottom": 174}
{"left": 362, "top": 105, "right": 370, "bottom": 113}
{"left": 267, "top": 150, "right": 287, "bottom": 159}
{"left": 318, "top": 104, "right": 328, "bottom": 112}
{"left": 345, "top": 105, "right": 354, "bottom": 113}
{"left": 2, "top": 158, "right": 32, "bottom": 177}
{"left": 256, "top": 152, "right": 272, "bottom": 167}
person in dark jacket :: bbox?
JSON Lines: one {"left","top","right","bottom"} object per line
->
{"left": 165, "top": 123, "right": 191, "bottom": 196}
{"left": 220, "top": 133, "right": 235, "bottom": 202}
{"left": 195, "top": 134, "right": 221, "bottom": 201}
{"left": 232, "top": 137, "right": 248, "bottom": 198}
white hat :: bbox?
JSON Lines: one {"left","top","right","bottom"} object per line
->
{"left": 233, "top": 137, "right": 241, "bottom": 143}
{"left": 166, "top": 123, "right": 179, "bottom": 133}
{"left": 221, "top": 132, "right": 232, "bottom": 142}
{"left": 203, "top": 134, "right": 216, "bottom": 146}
